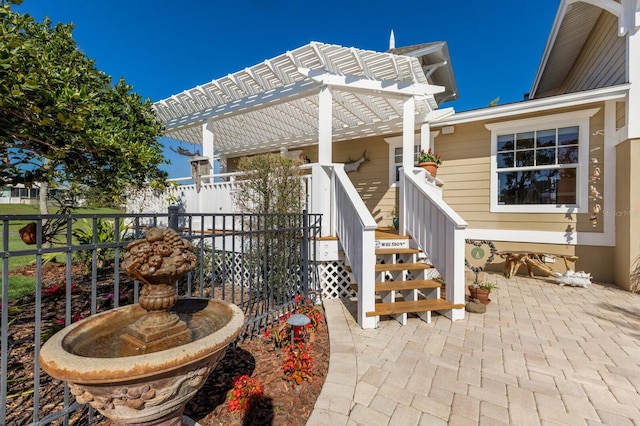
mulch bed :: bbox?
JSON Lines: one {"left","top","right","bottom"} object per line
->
{"left": 4, "top": 262, "right": 329, "bottom": 426}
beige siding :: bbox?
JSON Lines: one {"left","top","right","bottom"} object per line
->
{"left": 480, "top": 241, "right": 614, "bottom": 283}
{"left": 563, "top": 12, "right": 626, "bottom": 93}
{"left": 614, "top": 138, "right": 640, "bottom": 290}
{"left": 438, "top": 105, "right": 607, "bottom": 236}
{"left": 332, "top": 136, "right": 397, "bottom": 226}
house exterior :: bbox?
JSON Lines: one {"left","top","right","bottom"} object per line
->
{"left": 431, "top": 0, "right": 640, "bottom": 290}
{"left": 147, "top": 0, "right": 640, "bottom": 328}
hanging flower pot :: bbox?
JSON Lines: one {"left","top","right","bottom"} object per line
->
{"left": 19, "top": 222, "right": 38, "bottom": 245}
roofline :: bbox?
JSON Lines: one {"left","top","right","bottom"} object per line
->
{"left": 529, "top": 1, "right": 569, "bottom": 98}
{"left": 431, "top": 84, "right": 630, "bottom": 127}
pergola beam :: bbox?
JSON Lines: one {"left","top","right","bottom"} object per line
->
{"left": 298, "top": 67, "right": 445, "bottom": 98}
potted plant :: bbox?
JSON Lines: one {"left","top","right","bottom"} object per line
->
{"left": 417, "top": 148, "right": 442, "bottom": 177}
{"left": 468, "top": 280, "right": 498, "bottom": 305}
{"left": 389, "top": 205, "right": 399, "bottom": 230}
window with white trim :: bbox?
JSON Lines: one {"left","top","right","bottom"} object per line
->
{"left": 486, "top": 109, "right": 598, "bottom": 213}
{"left": 386, "top": 132, "right": 437, "bottom": 187}
{"left": 392, "top": 145, "right": 420, "bottom": 183}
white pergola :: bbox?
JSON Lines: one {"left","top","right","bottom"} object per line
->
{"left": 153, "top": 41, "right": 451, "bottom": 172}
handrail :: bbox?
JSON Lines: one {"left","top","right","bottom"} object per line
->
{"left": 331, "top": 164, "right": 378, "bottom": 328}
{"left": 401, "top": 167, "right": 468, "bottom": 320}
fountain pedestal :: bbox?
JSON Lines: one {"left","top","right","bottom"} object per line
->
{"left": 39, "top": 228, "right": 245, "bottom": 425}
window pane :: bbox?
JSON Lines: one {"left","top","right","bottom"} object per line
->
{"left": 516, "top": 150, "right": 534, "bottom": 167}
{"left": 558, "top": 126, "right": 578, "bottom": 146}
{"left": 557, "top": 168, "right": 577, "bottom": 204}
{"left": 394, "top": 147, "right": 402, "bottom": 163}
{"left": 536, "top": 148, "right": 555, "bottom": 166}
{"left": 497, "top": 134, "right": 514, "bottom": 151}
{"left": 558, "top": 146, "right": 579, "bottom": 164}
{"left": 536, "top": 129, "right": 556, "bottom": 147}
{"left": 498, "top": 169, "right": 575, "bottom": 205}
{"left": 516, "top": 132, "right": 534, "bottom": 150}
{"left": 497, "top": 152, "right": 514, "bottom": 168}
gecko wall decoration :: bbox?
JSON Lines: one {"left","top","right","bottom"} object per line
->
{"left": 344, "top": 150, "right": 369, "bottom": 173}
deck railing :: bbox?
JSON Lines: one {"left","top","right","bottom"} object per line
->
{"left": 331, "top": 165, "right": 378, "bottom": 328}
{"left": 400, "top": 168, "right": 468, "bottom": 319}
{"left": 0, "top": 210, "right": 320, "bottom": 425}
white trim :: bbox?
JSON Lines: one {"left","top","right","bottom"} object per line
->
{"left": 486, "top": 108, "right": 599, "bottom": 214}
{"left": 433, "top": 85, "right": 629, "bottom": 127}
{"left": 465, "top": 227, "right": 615, "bottom": 247}
{"left": 385, "top": 131, "right": 439, "bottom": 187}
{"left": 299, "top": 67, "right": 445, "bottom": 98}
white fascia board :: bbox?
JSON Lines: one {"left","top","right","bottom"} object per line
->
{"left": 298, "top": 67, "right": 445, "bottom": 97}
{"left": 432, "top": 85, "right": 630, "bottom": 127}
{"left": 164, "top": 79, "right": 320, "bottom": 131}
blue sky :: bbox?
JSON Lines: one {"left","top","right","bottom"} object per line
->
{"left": 17, "top": 0, "right": 560, "bottom": 178}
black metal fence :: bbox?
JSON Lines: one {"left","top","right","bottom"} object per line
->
{"left": 0, "top": 209, "right": 320, "bottom": 425}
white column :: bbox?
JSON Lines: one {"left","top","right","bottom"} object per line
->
{"left": 626, "top": 3, "right": 640, "bottom": 138}
{"left": 313, "top": 86, "right": 333, "bottom": 236}
{"left": 202, "top": 121, "right": 215, "bottom": 169}
{"left": 318, "top": 86, "right": 333, "bottom": 163}
{"left": 400, "top": 97, "right": 416, "bottom": 236}
{"left": 402, "top": 96, "right": 416, "bottom": 171}
{"left": 421, "top": 122, "right": 431, "bottom": 152}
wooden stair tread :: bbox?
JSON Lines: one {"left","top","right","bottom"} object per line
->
{"left": 375, "top": 229, "right": 409, "bottom": 240}
{"left": 375, "top": 263, "right": 432, "bottom": 272}
{"left": 375, "top": 248, "right": 420, "bottom": 255}
{"left": 366, "top": 299, "right": 465, "bottom": 317}
{"left": 375, "top": 279, "right": 440, "bottom": 292}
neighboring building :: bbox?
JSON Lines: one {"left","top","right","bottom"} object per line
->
{"left": 150, "top": 0, "right": 640, "bottom": 327}
{"left": 0, "top": 184, "right": 81, "bottom": 206}
{"left": 1, "top": 184, "right": 41, "bottom": 204}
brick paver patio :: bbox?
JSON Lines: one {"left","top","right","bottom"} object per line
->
{"left": 308, "top": 272, "right": 640, "bottom": 425}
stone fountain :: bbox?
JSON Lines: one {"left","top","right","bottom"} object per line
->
{"left": 40, "top": 227, "right": 244, "bottom": 425}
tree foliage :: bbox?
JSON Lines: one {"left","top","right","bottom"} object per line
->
{"left": 234, "top": 154, "right": 304, "bottom": 214}
{"left": 0, "top": 0, "right": 168, "bottom": 206}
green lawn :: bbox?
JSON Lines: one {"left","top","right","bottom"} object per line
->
{"left": 1, "top": 204, "right": 123, "bottom": 301}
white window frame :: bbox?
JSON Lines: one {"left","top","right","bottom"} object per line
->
{"left": 485, "top": 108, "right": 599, "bottom": 213}
{"left": 385, "top": 131, "right": 438, "bottom": 187}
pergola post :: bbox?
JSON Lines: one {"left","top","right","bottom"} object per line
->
{"left": 402, "top": 96, "right": 415, "bottom": 171}
{"left": 400, "top": 96, "right": 416, "bottom": 235}
{"left": 312, "top": 86, "right": 333, "bottom": 236}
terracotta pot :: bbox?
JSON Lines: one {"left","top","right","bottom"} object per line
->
{"left": 418, "top": 162, "right": 439, "bottom": 177}
{"left": 468, "top": 285, "right": 491, "bottom": 305}
{"left": 19, "top": 222, "right": 37, "bottom": 245}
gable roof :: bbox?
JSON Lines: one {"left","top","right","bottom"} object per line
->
{"left": 530, "top": 0, "right": 619, "bottom": 98}
{"left": 153, "top": 42, "right": 449, "bottom": 157}
{"left": 388, "top": 41, "right": 458, "bottom": 105}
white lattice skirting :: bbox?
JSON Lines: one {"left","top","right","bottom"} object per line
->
{"left": 319, "top": 260, "right": 356, "bottom": 299}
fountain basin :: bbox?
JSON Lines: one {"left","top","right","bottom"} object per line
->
{"left": 40, "top": 298, "right": 244, "bottom": 425}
